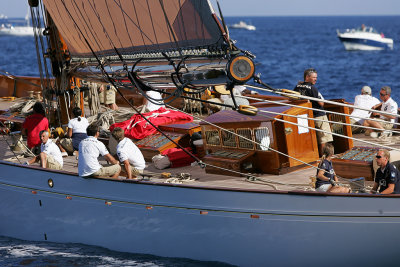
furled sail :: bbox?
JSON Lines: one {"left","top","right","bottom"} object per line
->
{"left": 43, "top": 0, "right": 227, "bottom": 63}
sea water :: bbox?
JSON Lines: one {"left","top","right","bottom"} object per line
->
{"left": 0, "top": 15, "right": 399, "bottom": 266}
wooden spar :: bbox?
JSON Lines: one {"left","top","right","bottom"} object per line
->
{"left": 45, "top": 10, "right": 71, "bottom": 125}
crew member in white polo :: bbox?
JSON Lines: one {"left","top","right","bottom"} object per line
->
{"left": 111, "top": 127, "right": 145, "bottom": 179}
{"left": 78, "top": 125, "right": 121, "bottom": 178}
{"left": 364, "top": 86, "right": 398, "bottom": 136}
{"left": 349, "top": 85, "right": 380, "bottom": 133}
{"left": 25, "top": 130, "right": 63, "bottom": 170}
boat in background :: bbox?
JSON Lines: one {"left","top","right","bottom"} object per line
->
{"left": 0, "top": 24, "right": 36, "bottom": 36}
{"left": 230, "top": 21, "right": 256, "bottom": 31}
{"left": 0, "top": 10, "right": 36, "bottom": 36}
{"left": 337, "top": 25, "right": 393, "bottom": 51}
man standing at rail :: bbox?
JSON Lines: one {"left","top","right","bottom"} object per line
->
{"left": 294, "top": 68, "right": 333, "bottom": 155}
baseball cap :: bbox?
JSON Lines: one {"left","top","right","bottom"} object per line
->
{"left": 362, "top": 86, "right": 372, "bottom": 95}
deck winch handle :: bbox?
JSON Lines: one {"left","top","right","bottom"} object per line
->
{"left": 238, "top": 105, "right": 258, "bottom": 116}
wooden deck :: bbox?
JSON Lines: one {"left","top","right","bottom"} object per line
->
{"left": 2, "top": 97, "right": 400, "bottom": 193}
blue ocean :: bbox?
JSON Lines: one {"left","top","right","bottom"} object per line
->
{"left": 0, "top": 15, "right": 400, "bottom": 266}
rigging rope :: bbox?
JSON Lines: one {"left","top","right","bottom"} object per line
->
{"left": 247, "top": 84, "right": 400, "bottom": 122}
{"left": 60, "top": 0, "right": 202, "bottom": 166}
{"left": 240, "top": 94, "right": 400, "bottom": 132}
{"left": 54, "top": 0, "right": 369, "bottom": 190}
{"left": 165, "top": 104, "right": 378, "bottom": 189}
{"left": 239, "top": 95, "right": 399, "bottom": 139}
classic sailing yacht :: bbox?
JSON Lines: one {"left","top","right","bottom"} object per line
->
{"left": 0, "top": 1, "right": 400, "bottom": 266}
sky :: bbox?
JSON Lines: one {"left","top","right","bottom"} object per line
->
{"left": 0, "top": 0, "right": 399, "bottom": 17}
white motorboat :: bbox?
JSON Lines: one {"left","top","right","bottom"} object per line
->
{"left": 0, "top": 10, "right": 37, "bottom": 36}
{"left": 0, "top": 24, "right": 36, "bottom": 36}
{"left": 230, "top": 21, "right": 256, "bottom": 31}
{"left": 337, "top": 25, "right": 393, "bottom": 51}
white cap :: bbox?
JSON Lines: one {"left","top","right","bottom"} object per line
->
{"left": 362, "top": 86, "right": 372, "bottom": 95}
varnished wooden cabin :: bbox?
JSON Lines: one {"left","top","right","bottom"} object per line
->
{"left": 200, "top": 100, "right": 319, "bottom": 176}
{"left": 199, "top": 97, "right": 357, "bottom": 177}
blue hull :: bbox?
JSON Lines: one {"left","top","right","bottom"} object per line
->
{"left": 338, "top": 36, "right": 392, "bottom": 50}
{"left": 1, "top": 161, "right": 400, "bottom": 266}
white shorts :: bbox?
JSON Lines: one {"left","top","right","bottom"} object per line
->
{"left": 316, "top": 184, "right": 332, "bottom": 192}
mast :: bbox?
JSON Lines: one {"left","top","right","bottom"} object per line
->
{"left": 44, "top": 11, "right": 71, "bottom": 125}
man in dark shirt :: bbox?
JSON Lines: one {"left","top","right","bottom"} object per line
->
{"left": 294, "top": 68, "right": 333, "bottom": 155}
{"left": 371, "top": 149, "right": 400, "bottom": 194}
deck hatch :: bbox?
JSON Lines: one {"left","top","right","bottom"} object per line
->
{"left": 221, "top": 129, "right": 236, "bottom": 148}
{"left": 205, "top": 130, "right": 220, "bottom": 146}
{"left": 254, "top": 127, "right": 270, "bottom": 151}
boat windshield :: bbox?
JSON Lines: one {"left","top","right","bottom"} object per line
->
{"left": 356, "top": 26, "right": 378, "bottom": 33}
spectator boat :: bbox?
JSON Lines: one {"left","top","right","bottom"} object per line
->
{"left": 230, "top": 21, "right": 256, "bottom": 31}
{"left": 0, "top": 10, "right": 37, "bottom": 36}
{"left": 337, "top": 25, "right": 394, "bottom": 51}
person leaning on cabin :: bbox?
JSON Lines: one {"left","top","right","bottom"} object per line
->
{"left": 111, "top": 127, "right": 146, "bottom": 179}
{"left": 24, "top": 130, "right": 63, "bottom": 170}
{"left": 293, "top": 68, "right": 333, "bottom": 155}
{"left": 315, "top": 143, "right": 350, "bottom": 193}
{"left": 371, "top": 149, "right": 400, "bottom": 194}
{"left": 21, "top": 101, "right": 49, "bottom": 155}
{"left": 363, "top": 86, "right": 398, "bottom": 137}
{"left": 78, "top": 125, "right": 121, "bottom": 178}
{"left": 57, "top": 107, "right": 89, "bottom": 157}
{"left": 349, "top": 86, "right": 380, "bottom": 134}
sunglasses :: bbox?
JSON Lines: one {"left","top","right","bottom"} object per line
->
{"left": 376, "top": 155, "right": 382, "bottom": 159}
{"left": 380, "top": 93, "right": 387, "bottom": 97}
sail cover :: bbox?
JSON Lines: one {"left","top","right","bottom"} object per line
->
{"left": 43, "top": 0, "right": 225, "bottom": 60}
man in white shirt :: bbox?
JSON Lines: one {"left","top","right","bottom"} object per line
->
{"left": 349, "top": 86, "right": 380, "bottom": 133}
{"left": 364, "top": 86, "right": 398, "bottom": 136}
{"left": 78, "top": 125, "right": 121, "bottom": 178}
{"left": 111, "top": 127, "right": 146, "bottom": 179}
{"left": 25, "top": 130, "right": 63, "bottom": 170}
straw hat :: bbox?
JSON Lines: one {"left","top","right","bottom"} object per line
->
{"left": 214, "top": 85, "right": 230, "bottom": 95}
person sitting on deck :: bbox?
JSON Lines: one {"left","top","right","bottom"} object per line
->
{"left": 363, "top": 86, "right": 398, "bottom": 137}
{"left": 111, "top": 127, "right": 146, "bottom": 179}
{"left": 293, "top": 68, "right": 333, "bottom": 155}
{"left": 349, "top": 86, "right": 380, "bottom": 134}
{"left": 22, "top": 101, "right": 49, "bottom": 155}
{"left": 78, "top": 125, "right": 121, "bottom": 178}
{"left": 315, "top": 143, "right": 350, "bottom": 193}
{"left": 57, "top": 107, "right": 89, "bottom": 157}
{"left": 371, "top": 149, "right": 400, "bottom": 194}
{"left": 24, "top": 130, "right": 63, "bottom": 170}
